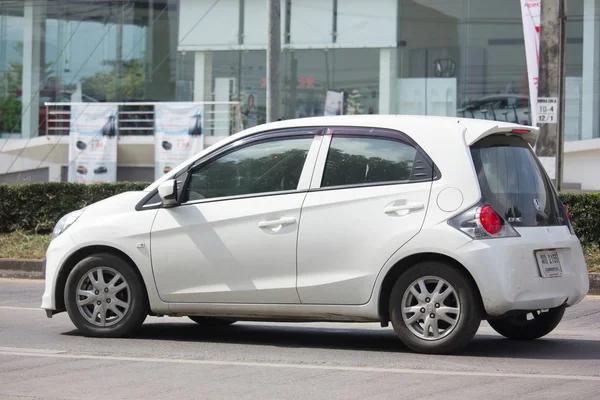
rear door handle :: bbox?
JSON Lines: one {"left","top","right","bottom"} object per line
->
{"left": 258, "top": 217, "right": 297, "bottom": 231}
{"left": 384, "top": 203, "right": 424, "bottom": 215}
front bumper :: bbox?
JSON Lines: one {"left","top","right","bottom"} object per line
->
{"left": 457, "top": 227, "right": 589, "bottom": 317}
{"left": 41, "top": 232, "right": 77, "bottom": 312}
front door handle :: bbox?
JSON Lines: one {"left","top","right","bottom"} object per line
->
{"left": 384, "top": 203, "right": 424, "bottom": 215}
{"left": 258, "top": 217, "right": 297, "bottom": 231}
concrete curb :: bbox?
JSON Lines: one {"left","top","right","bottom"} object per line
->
{"left": 589, "top": 273, "right": 600, "bottom": 295}
{"left": 0, "top": 259, "right": 44, "bottom": 279}
{"left": 0, "top": 258, "right": 599, "bottom": 294}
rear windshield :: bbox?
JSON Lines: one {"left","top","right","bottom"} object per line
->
{"left": 470, "top": 135, "right": 566, "bottom": 227}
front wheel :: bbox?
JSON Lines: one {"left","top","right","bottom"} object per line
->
{"left": 488, "top": 306, "right": 565, "bottom": 340}
{"left": 64, "top": 254, "right": 148, "bottom": 337}
{"left": 389, "top": 262, "right": 481, "bottom": 354}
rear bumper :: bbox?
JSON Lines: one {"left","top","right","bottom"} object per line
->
{"left": 456, "top": 227, "right": 589, "bottom": 317}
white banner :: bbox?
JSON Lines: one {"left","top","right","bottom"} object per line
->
{"left": 324, "top": 90, "right": 344, "bottom": 116}
{"left": 521, "top": 0, "right": 541, "bottom": 125}
{"left": 68, "top": 104, "right": 118, "bottom": 183}
{"left": 155, "top": 103, "right": 205, "bottom": 179}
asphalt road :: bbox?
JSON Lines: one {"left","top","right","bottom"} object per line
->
{"left": 0, "top": 279, "right": 599, "bottom": 399}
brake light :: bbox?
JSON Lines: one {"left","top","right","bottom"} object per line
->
{"left": 479, "top": 205, "right": 502, "bottom": 234}
{"left": 562, "top": 204, "right": 576, "bottom": 235}
{"left": 510, "top": 129, "right": 531, "bottom": 134}
{"left": 448, "top": 201, "right": 520, "bottom": 239}
{"left": 563, "top": 204, "right": 571, "bottom": 222}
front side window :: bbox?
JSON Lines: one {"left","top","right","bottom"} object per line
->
{"left": 321, "top": 137, "right": 418, "bottom": 188}
{"left": 184, "top": 137, "right": 313, "bottom": 201}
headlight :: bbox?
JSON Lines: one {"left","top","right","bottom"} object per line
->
{"left": 52, "top": 210, "right": 84, "bottom": 240}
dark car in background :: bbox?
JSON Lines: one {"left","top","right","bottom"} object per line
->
{"left": 458, "top": 94, "right": 531, "bottom": 125}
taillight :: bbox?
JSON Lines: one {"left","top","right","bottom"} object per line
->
{"left": 563, "top": 203, "right": 575, "bottom": 235}
{"left": 479, "top": 205, "right": 502, "bottom": 234}
{"left": 563, "top": 204, "right": 571, "bottom": 222}
{"left": 448, "top": 201, "right": 520, "bottom": 239}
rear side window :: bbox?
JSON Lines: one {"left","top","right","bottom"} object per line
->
{"left": 321, "top": 137, "right": 423, "bottom": 188}
{"left": 470, "top": 135, "right": 565, "bottom": 227}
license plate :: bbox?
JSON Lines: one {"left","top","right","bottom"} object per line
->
{"left": 535, "top": 250, "right": 563, "bottom": 278}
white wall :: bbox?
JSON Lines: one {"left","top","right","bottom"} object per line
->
{"left": 0, "top": 136, "right": 154, "bottom": 183}
{"left": 564, "top": 138, "right": 600, "bottom": 191}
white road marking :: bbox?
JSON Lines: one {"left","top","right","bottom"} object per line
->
{"left": 0, "top": 348, "right": 598, "bottom": 382}
{"left": 0, "top": 306, "right": 42, "bottom": 311}
{"left": 0, "top": 347, "right": 64, "bottom": 354}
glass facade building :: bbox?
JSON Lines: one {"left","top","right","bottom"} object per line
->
{"left": 1, "top": 0, "right": 598, "bottom": 139}
{"left": 0, "top": 0, "right": 599, "bottom": 187}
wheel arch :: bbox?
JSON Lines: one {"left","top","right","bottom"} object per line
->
{"left": 54, "top": 245, "right": 150, "bottom": 313}
{"left": 377, "top": 252, "right": 485, "bottom": 325}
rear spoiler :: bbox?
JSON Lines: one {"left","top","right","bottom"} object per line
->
{"left": 464, "top": 124, "right": 539, "bottom": 147}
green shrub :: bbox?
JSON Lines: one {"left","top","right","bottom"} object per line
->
{"left": 0, "top": 94, "right": 22, "bottom": 133}
{"left": 0, "top": 183, "right": 599, "bottom": 248}
{"left": 559, "top": 192, "right": 600, "bottom": 248}
{"left": 0, "top": 182, "right": 149, "bottom": 234}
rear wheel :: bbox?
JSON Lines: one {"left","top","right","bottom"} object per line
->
{"left": 389, "top": 262, "right": 481, "bottom": 354}
{"left": 488, "top": 307, "right": 565, "bottom": 340}
{"left": 64, "top": 253, "right": 148, "bottom": 337}
{"left": 188, "top": 316, "right": 236, "bottom": 327}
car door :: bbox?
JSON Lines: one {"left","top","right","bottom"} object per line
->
{"left": 150, "top": 128, "right": 323, "bottom": 304}
{"left": 297, "top": 127, "right": 434, "bottom": 305}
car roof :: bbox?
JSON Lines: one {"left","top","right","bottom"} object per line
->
{"left": 241, "top": 114, "right": 516, "bottom": 129}
{"left": 146, "top": 115, "right": 536, "bottom": 192}
{"left": 234, "top": 115, "right": 532, "bottom": 144}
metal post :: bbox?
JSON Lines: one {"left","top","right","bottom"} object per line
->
{"left": 266, "top": 0, "right": 281, "bottom": 122}
{"left": 116, "top": 3, "right": 124, "bottom": 101}
{"left": 290, "top": 54, "right": 298, "bottom": 118}
{"left": 536, "top": 0, "right": 567, "bottom": 191}
{"left": 556, "top": 0, "right": 567, "bottom": 192}
{"left": 21, "top": 0, "right": 46, "bottom": 138}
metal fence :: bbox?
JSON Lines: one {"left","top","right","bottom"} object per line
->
{"left": 44, "top": 101, "right": 244, "bottom": 136}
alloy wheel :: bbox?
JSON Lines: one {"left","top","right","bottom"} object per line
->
{"left": 401, "top": 276, "right": 461, "bottom": 340}
{"left": 75, "top": 266, "right": 131, "bottom": 327}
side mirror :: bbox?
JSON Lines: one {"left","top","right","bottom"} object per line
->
{"left": 158, "top": 179, "right": 178, "bottom": 207}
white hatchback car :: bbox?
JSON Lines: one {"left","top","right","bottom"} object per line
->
{"left": 42, "top": 115, "right": 589, "bottom": 354}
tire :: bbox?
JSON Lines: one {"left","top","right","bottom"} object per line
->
{"left": 389, "top": 261, "right": 481, "bottom": 354}
{"left": 64, "top": 253, "right": 148, "bottom": 337}
{"left": 488, "top": 306, "right": 565, "bottom": 340}
{"left": 188, "top": 316, "right": 236, "bottom": 327}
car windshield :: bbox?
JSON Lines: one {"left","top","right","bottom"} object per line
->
{"left": 470, "top": 135, "right": 566, "bottom": 227}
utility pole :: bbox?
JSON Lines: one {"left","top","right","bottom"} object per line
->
{"left": 536, "top": 0, "right": 567, "bottom": 191}
{"left": 266, "top": 0, "right": 281, "bottom": 122}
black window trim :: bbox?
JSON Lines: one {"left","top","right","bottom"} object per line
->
{"left": 309, "top": 126, "right": 440, "bottom": 193}
{"left": 135, "top": 127, "right": 324, "bottom": 210}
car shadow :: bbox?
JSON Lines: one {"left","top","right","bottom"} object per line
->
{"left": 463, "top": 334, "right": 600, "bottom": 360}
{"left": 63, "top": 321, "right": 600, "bottom": 360}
